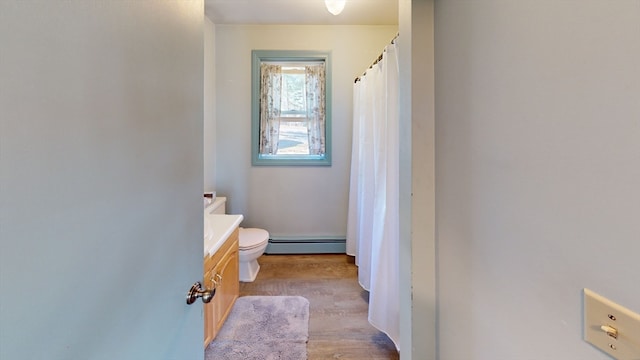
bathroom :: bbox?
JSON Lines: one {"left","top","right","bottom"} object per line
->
{"left": 203, "top": 8, "right": 398, "bottom": 257}
{"left": 200, "top": 3, "right": 403, "bottom": 356}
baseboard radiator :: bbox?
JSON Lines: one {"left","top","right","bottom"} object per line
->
{"left": 265, "top": 236, "right": 346, "bottom": 254}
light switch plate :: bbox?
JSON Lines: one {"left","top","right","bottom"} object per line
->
{"left": 584, "top": 288, "right": 640, "bottom": 360}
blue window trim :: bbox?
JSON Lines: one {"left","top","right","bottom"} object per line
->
{"left": 251, "top": 50, "right": 332, "bottom": 166}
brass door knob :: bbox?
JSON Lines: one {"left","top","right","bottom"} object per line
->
{"left": 186, "top": 281, "right": 216, "bottom": 305}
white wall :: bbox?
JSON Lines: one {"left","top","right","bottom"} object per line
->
{"left": 434, "top": 1, "right": 640, "bottom": 359}
{"left": 204, "top": 17, "right": 217, "bottom": 192}
{"left": 214, "top": 25, "right": 397, "bottom": 237}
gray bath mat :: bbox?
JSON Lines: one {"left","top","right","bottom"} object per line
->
{"left": 205, "top": 296, "right": 309, "bottom": 360}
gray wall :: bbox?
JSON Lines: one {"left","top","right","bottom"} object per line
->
{"left": 397, "top": 0, "right": 437, "bottom": 358}
{"left": 0, "top": 1, "right": 204, "bottom": 358}
{"left": 434, "top": 1, "right": 640, "bottom": 359}
{"left": 204, "top": 17, "right": 217, "bottom": 192}
{"left": 213, "top": 25, "right": 397, "bottom": 237}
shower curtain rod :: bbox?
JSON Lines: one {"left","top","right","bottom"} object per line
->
{"left": 354, "top": 33, "right": 399, "bottom": 84}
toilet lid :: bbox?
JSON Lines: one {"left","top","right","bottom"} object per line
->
{"left": 239, "top": 228, "right": 269, "bottom": 249}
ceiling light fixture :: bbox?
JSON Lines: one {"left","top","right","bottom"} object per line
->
{"left": 325, "top": 0, "right": 346, "bottom": 15}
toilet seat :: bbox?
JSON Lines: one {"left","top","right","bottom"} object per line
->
{"left": 239, "top": 228, "right": 269, "bottom": 250}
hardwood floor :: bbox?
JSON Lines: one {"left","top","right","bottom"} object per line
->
{"left": 239, "top": 254, "right": 399, "bottom": 360}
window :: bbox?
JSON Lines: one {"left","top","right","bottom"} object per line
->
{"left": 251, "top": 50, "right": 332, "bottom": 166}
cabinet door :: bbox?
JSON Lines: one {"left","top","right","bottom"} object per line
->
{"left": 213, "top": 246, "right": 239, "bottom": 333}
{"left": 203, "top": 269, "right": 217, "bottom": 347}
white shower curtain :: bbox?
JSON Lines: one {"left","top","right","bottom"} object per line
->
{"left": 347, "top": 41, "right": 400, "bottom": 349}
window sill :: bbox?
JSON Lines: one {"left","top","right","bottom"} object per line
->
{"left": 252, "top": 154, "right": 331, "bottom": 166}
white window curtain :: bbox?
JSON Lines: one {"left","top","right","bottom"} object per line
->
{"left": 305, "top": 63, "right": 326, "bottom": 155}
{"left": 259, "top": 64, "right": 282, "bottom": 154}
{"left": 346, "top": 40, "right": 400, "bottom": 349}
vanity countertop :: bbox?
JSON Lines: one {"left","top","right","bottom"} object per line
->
{"left": 204, "top": 214, "right": 243, "bottom": 257}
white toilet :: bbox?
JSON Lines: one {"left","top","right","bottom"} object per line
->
{"left": 238, "top": 227, "right": 269, "bottom": 282}
{"left": 206, "top": 196, "right": 269, "bottom": 282}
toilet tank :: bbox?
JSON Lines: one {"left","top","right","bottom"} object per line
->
{"left": 207, "top": 197, "right": 226, "bottom": 214}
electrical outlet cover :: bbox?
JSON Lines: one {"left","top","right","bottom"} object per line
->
{"left": 584, "top": 288, "right": 640, "bottom": 360}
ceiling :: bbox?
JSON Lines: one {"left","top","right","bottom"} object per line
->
{"left": 204, "top": 0, "right": 398, "bottom": 25}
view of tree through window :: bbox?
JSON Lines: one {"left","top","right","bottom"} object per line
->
{"left": 279, "top": 67, "right": 309, "bottom": 155}
{"left": 281, "top": 68, "right": 305, "bottom": 113}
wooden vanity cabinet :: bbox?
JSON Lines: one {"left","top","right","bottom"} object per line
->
{"left": 203, "top": 228, "right": 239, "bottom": 348}
{"left": 203, "top": 267, "right": 216, "bottom": 346}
